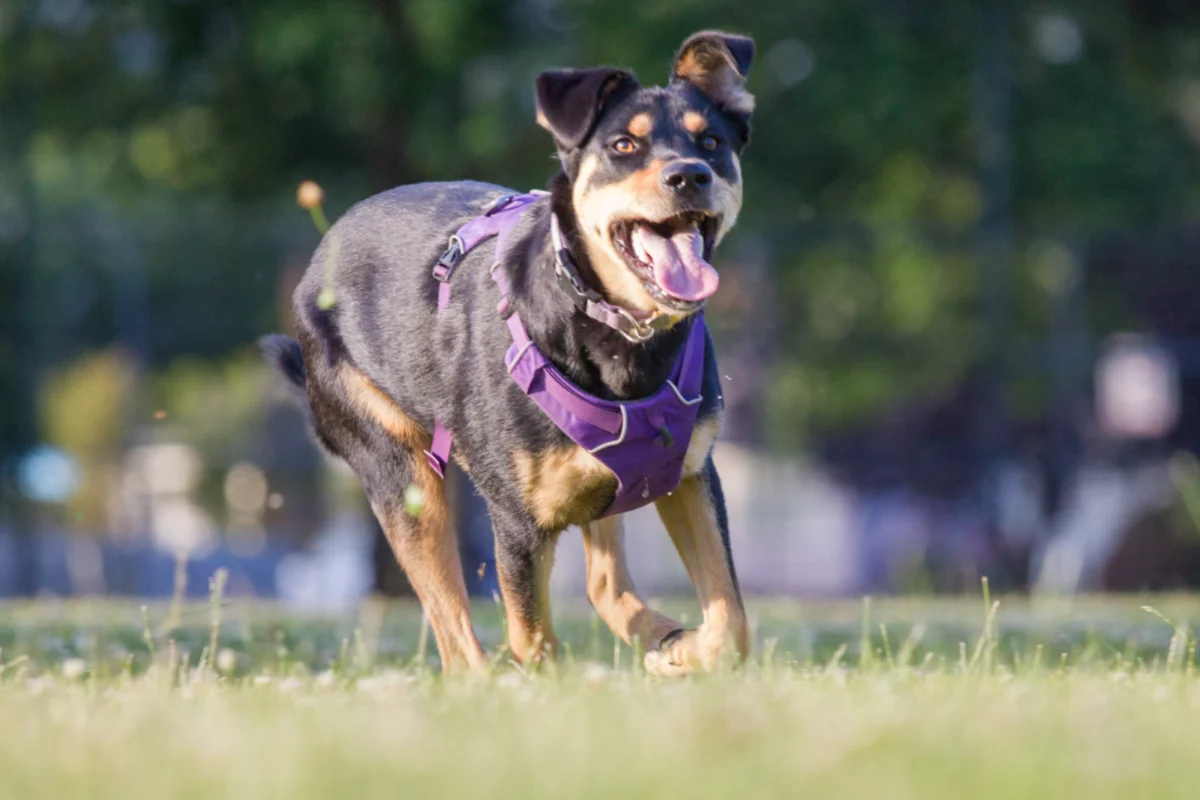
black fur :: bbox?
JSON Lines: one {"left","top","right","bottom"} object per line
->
{"left": 263, "top": 31, "right": 756, "bottom": 663}
{"left": 258, "top": 333, "right": 306, "bottom": 397}
{"left": 536, "top": 68, "right": 637, "bottom": 150}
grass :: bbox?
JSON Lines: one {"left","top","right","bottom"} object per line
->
{"left": 0, "top": 588, "right": 1199, "bottom": 798}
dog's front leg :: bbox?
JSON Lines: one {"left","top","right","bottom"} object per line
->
{"left": 491, "top": 506, "right": 561, "bottom": 664}
{"left": 581, "top": 515, "right": 686, "bottom": 653}
{"left": 646, "top": 457, "right": 749, "bottom": 676}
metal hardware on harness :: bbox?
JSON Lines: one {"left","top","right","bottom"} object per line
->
{"left": 482, "top": 193, "right": 516, "bottom": 214}
{"left": 433, "top": 194, "right": 522, "bottom": 285}
{"left": 432, "top": 235, "right": 465, "bottom": 282}
{"left": 553, "top": 251, "right": 594, "bottom": 304}
{"left": 618, "top": 308, "right": 673, "bottom": 343}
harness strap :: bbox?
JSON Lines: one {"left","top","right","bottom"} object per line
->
{"left": 505, "top": 345, "right": 625, "bottom": 435}
{"left": 433, "top": 193, "right": 542, "bottom": 312}
{"left": 492, "top": 251, "right": 625, "bottom": 436}
{"left": 675, "top": 310, "right": 707, "bottom": 400}
{"left": 425, "top": 192, "right": 542, "bottom": 476}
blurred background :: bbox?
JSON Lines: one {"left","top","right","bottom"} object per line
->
{"left": 2, "top": 0, "right": 1199, "bottom": 608}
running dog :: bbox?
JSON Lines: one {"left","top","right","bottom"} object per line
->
{"left": 262, "top": 30, "right": 755, "bottom": 676}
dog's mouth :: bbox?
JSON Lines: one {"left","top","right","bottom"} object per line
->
{"left": 610, "top": 212, "right": 721, "bottom": 309}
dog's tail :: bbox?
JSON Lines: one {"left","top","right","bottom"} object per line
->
{"left": 259, "top": 334, "right": 307, "bottom": 401}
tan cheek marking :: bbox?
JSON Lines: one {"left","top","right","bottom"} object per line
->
{"left": 581, "top": 159, "right": 669, "bottom": 202}
{"left": 579, "top": 159, "right": 669, "bottom": 226}
{"left": 627, "top": 113, "right": 653, "bottom": 138}
{"left": 683, "top": 414, "right": 723, "bottom": 476}
{"left": 683, "top": 111, "right": 708, "bottom": 134}
{"left": 573, "top": 157, "right": 671, "bottom": 234}
{"left": 710, "top": 152, "right": 743, "bottom": 245}
{"left": 513, "top": 445, "right": 615, "bottom": 530}
{"left": 631, "top": 159, "right": 666, "bottom": 193}
{"left": 339, "top": 365, "right": 430, "bottom": 449}
{"left": 571, "top": 154, "right": 601, "bottom": 229}
{"left": 572, "top": 157, "right": 676, "bottom": 312}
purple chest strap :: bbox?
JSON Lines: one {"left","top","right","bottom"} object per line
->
{"left": 425, "top": 192, "right": 707, "bottom": 518}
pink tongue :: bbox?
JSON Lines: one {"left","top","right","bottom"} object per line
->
{"left": 631, "top": 226, "right": 720, "bottom": 302}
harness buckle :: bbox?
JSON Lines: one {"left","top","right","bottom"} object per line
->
{"left": 432, "top": 235, "right": 465, "bottom": 282}
{"left": 555, "top": 252, "right": 594, "bottom": 304}
{"left": 482, "top": 193, "right": 516, "bottom": 215}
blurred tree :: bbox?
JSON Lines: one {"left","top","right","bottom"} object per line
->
{"left": 2, "top": 0, "right": 1200, "bottom": 590}
{"left": 40, "top": 348, "right": 137, "bottom": 530}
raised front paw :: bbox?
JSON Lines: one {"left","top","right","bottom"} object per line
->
{"left": 642, "top": 626, "right": 748, "bottom": 677}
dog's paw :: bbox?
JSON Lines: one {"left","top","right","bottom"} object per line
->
{"left": 642, "top": 629, "right": 699, "bottom": 678}
{"left": 643, "top": 626, "right": 750, "bottom": 677}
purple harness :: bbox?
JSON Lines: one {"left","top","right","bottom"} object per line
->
{"left": 425, "top": 192, "right": 707, "bottom": 517}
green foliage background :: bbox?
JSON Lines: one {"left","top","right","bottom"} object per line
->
{"left": 2, "top": 0, "right": 1199, "bottom": 487}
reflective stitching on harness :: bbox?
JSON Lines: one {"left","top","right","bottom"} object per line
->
{"left": 505, "top": 341, "right": 535, "bottom": 373}
{"left": 666, "top": 380, "right": 703, "bottom": 406}
{"left": 587, "top": 405, "right": 629, "bottom": 455}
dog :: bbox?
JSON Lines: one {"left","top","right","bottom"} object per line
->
{"left": 262, "top": 30, "right": 755, "bottom": 676}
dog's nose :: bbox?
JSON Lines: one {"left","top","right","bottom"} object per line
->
{"left": 661, "top": 160, "right": 713, "bottom": 196}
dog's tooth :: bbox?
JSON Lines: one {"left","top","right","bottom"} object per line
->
{"left": 633, "top": 228, "right": 650, "bottom": 263}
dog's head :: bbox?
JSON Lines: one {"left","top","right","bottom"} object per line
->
{"left": 536, "top": 31, "right": 755, "bottom": 316}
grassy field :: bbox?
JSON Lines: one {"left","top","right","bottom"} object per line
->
{"left": 1, "top": 590, "right": 1199, "bottom": 798}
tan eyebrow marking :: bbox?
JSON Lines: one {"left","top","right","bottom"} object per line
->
{"left": 627, "top": 113, "right": 653, "bottom": 138}
{"left": 683, "top": 111, "right": 708, "bottom": 134}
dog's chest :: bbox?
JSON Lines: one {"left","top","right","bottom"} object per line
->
{"left": 512, "top": 444, "right": 617, "bottom": 530}
{"left": 510, "top": 410, "right": 720, "bottom": 530}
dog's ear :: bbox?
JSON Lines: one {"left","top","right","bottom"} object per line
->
{"left": 671, "top": 31, "right": 755, "bottom": 117}
{"left": 536, "top": 67, "right": 638, "bottom": 151}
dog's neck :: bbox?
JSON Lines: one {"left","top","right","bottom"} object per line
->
{"left": 508, "top": 174, "right": 696, "bottom": 402}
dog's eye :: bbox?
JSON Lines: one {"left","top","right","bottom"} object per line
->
{"left": 611, "top": 137, "right": 638, "bottom": 155}
{"left": 700, "top": 133, "right": 721, "bottom": 151}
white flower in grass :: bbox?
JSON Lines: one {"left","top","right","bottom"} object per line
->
{"left": 356, "top": 669, "right": 410, "bottom": 695}
{"left": 496, "top": 672, "right": 524, "bottom": 690}
{"left": 60, "top": 658, "right": 87, "bottom": 681}
{"left": 582, "top": 663, "right": 609, "bottom": 687}
{"left": 216, "top": 648, "right": 238, "bottom": 674}
{"left": 277, "top": 677, "right": 304, "bottom": 693}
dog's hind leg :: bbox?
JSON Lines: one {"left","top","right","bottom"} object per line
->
{"left": 580, "top": 515, "right": 685, "bottom": 654}
{"left": 336, "top": 365, "right": 487, "bottom": 675}
{"left": 491, "top": 508, "right": 561, "bottom": 664}
{"left": 645, "top": 457, "right": 749, "bottom": 676}
{"left": 368, "top": 471, "right": 488, "bottom": 675}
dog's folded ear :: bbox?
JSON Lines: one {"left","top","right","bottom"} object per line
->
{"left": 671, "top": 31, "right": 755, "bottom": 118}
{"left": 536, "top": 67, "right": 638, "bottom": 151}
